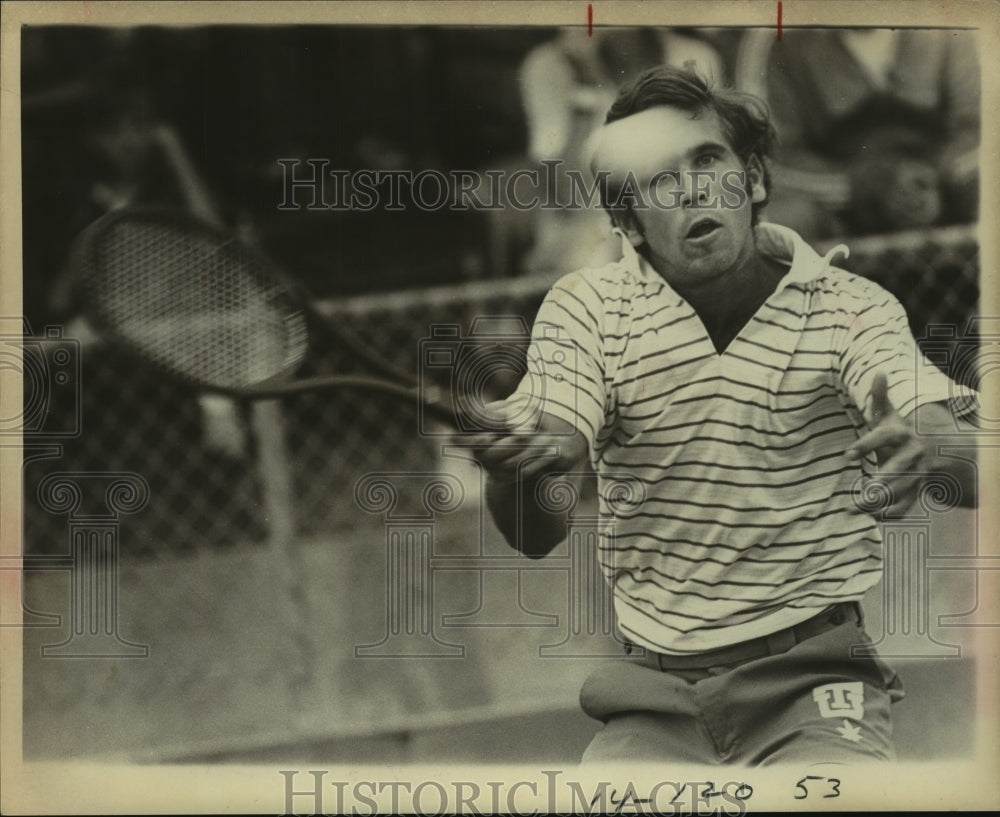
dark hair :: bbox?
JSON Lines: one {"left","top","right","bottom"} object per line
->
{"left": 598, "top": 65, "right": 777, "bottom": 226}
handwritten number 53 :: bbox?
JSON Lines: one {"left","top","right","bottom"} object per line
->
{"left": 794, "top": 775, "right": 841, "bottom": 799}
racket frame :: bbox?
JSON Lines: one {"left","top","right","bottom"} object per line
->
{"left": 70, "top": 206, "right": 461, "bottom": 426}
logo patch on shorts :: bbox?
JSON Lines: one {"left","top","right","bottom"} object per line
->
{"left": 836, "top": 719, "right": 863, "bottom": 743}
{"left": 812, "top": 682, "right": 865, "bottom": 720}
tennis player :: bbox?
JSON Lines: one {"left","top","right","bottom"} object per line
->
{"left": 466, "top": 66, "right": 979, "bottom": 765}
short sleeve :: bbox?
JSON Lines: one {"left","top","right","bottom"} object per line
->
{"left": 510, "top": 272, "right": 608, "bottom": 446}
{"left": 838, "top": 285, "right": 978, "bottom": 421}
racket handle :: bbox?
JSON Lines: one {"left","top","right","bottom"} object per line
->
{"left": 236, "top": 374, "right": 461, "bottom": 428}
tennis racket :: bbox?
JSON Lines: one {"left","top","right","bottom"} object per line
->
{"left": 70, "top": 207, "right": 481, "bottom": 428}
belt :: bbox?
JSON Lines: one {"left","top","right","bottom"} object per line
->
{"left": 626, "top": 602, "right": 863, "bottom": 671}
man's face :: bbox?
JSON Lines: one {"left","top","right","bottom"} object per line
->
{"left": 593, "top": 105, "right": 766, "bottom": 288}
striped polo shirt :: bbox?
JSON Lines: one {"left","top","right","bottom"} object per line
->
{"left": 512, "top": 223, "right": 973, "bottom": 653}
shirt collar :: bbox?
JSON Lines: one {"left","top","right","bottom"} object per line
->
{"left": 614, "top": 222, "right": 850, "bottom": 292}
{"left": 756, "top": 222, "right": 850, "bottom": 292}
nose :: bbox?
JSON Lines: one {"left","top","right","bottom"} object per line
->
{"left": 679, "top": 170, "right": 710, "bottom": 207}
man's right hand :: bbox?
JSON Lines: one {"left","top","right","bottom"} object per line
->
{"left": 459, "top": 399, "right": 589, "bottom": 557}
{"left": 460, "top": 399, "right": 588, "bottom": 484}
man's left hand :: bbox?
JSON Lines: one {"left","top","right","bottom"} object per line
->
{"left": 845, "top": 372, "right": 934, "bottom": 517}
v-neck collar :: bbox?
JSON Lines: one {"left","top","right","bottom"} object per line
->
{"left": 614, "top": 223, "right": 850, "bottom": 358}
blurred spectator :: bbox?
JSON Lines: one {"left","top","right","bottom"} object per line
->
{"left": 514, "top": 27, "right": 723, "bottom": 278}
{"left": 737, "top": 28, "right": 979, "bottom": 239}
{"left": 34, "top": 72, "right": 247, "bottom": 458}
{"left": 46, "top": 86, "right": 223, "bottom": 320}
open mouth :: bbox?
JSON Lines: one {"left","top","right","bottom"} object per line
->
{"left": 686, "top": 218, "right": 721, "bottom": 240}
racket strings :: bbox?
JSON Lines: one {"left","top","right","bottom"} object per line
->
{"left": 84, "top": 218, "right": 308, "bottom": 389}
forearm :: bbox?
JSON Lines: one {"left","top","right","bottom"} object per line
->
{"left": 469, "top": 408, "right": 590, "bottom": 558}
{"left": 486, "top": 470, "right": 577, "bottom": 559}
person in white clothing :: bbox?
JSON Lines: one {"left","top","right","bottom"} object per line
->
{"left": 464, "top": 66, "right": 978, "bottom": 765}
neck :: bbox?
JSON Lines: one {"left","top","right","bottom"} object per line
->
{"left": 686, "top": 254, "right": 775, "bottom": 313}
{"left": 652, "top": 241, "right": 788, "bottom": 353}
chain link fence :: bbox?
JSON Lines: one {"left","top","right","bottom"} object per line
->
{"left": 22, "top": 224, "right": 980, "bottom": 559}
{"left": 18, "top": 222, "right": 983, "bottom": 763}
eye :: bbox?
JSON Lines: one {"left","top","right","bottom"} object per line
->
{"left": 695, "top": 151, "right": 720, "bottom": 167}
